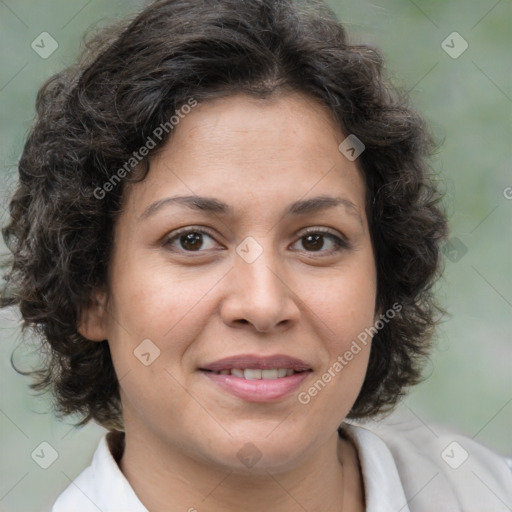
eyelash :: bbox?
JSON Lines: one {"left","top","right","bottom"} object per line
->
{"left": 162, "top": 226, "right": 349, "bottom": 256}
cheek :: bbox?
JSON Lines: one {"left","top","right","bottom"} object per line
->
{"left": 108, "top": 255, "right": 216, "bottom": 338}
{"left": 307, "top": 261, "right": 377, "bottom": 336}
{"left": 298, "top": 256, "right": 376, "bottom": 397}
{"left": 104, "top": 257, "right": 227, "bottom": 395}
{"left": 297, "top": 279, "right": 374, "bottom": 420}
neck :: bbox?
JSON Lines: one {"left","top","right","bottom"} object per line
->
{"left": 117, "top": 426, "right": 364, "bottom": 512}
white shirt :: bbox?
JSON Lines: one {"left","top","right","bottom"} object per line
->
{"left": 52, "top": 420, "right": 512, "bottom": 512}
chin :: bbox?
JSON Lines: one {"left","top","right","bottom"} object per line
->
{"left": 194, "top": 423, "right": 325, "bottom": 475}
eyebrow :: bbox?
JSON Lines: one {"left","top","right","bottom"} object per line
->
{"left": 139, "top": 194, "right": 362, "bottom": 223}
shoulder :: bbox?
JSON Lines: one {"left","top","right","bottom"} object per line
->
{"left": 346, "top": 412, "right": 512, "bottom": 512}
{"left": 52, "top": 432, "right": 148, "bottom": 512}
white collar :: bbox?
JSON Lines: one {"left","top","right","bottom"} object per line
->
{"left": 343, "top": 423, "right": 410, "bottom": 512}
{"left": 52, "top": 433, "right": 148, "bottom": 512}
{"left": 52, "top": 426, "right": 408, "bottom": 512}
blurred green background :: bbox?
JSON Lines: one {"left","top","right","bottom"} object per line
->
{"left": 1, "top": 0, "right": 511, "bottom": 510}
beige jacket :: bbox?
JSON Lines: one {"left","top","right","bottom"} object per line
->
{"left": 347, "top": 413, "right": 512, "bottom": 511}
{"left": 53, "top": 417, "right": 512, "bottom": 511}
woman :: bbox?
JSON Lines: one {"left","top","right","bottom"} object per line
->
{"left": 2, "top": 0, "right": 511, "bottom": 510}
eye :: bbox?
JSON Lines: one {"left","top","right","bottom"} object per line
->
{"left": 291, "top": 228, "right": 348, "bottom": 254}
{"left": 163, "top": 227, "right": 348, "bottom": 255}
{"left": 163, "top": 228, "right": 220, "bottom": 252}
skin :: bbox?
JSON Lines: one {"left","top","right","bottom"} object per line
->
{"left": 80, "top": 91, "right": 377, "bottom": 511}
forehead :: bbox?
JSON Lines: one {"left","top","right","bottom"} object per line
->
{"left": 122, "top": 91, "right": 367, "bottom": 221}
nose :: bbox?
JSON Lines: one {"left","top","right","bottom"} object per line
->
{"left": 220, "top": 244, "right": 300, "bottom": 333}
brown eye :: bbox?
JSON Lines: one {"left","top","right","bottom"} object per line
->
{"left": 291, "top": 229, "right": 348, "bottom": 255}
{"left": 164, "top": 229, "right": 218, "bottom": 252}
{"left": 301, "top": 234, "right": 325, "bottom": 251}
{"left": 180, "top": 232, "right": 204, "bottom": 251}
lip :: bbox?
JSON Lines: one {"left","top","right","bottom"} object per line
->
{"left": 200, "top": 354, "right": 311, "bottom": 372}
{"left": 202, "top": 371, "right": 311, "bottom": 402}
{"left": 199, "top": 354, "right": 312, "bottom": 402}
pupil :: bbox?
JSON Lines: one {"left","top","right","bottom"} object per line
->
{"left": 303, "top": 234, "right": 323, "bottom": 251}
{"left": 181, "top": 232, "right": 202, "bottom": 250}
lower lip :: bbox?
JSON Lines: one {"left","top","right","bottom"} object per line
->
{"left": 202, "top": 371, "right": 311, "bottom": 402}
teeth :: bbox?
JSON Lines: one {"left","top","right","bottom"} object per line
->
{"left": 261, "top": 369, "right": 278, "bottom": 380}
{"left": 212, "top": 368, "right": 300, "bottom": 379}
{"left": 244, "top": 369, "right": 262, "bottom": 380}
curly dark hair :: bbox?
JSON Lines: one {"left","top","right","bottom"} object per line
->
{"left": 1, "top": 0, "right": 447, "bottom": 431}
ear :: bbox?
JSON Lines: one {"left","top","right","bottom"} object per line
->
{"left": 77, "top": 290, "right": 109, "bottom": 342}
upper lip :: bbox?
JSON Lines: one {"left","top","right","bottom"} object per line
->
{"left": 200, "top": 354, "right": 312, "bottom": 372}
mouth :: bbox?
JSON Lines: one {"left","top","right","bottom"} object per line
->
{"left": 202, "top": 368, "right": 303, "bottom": 379}
{"left": 199, "top": 354, "right": 312, "bottom": 401}
{"left": 200, "top": 354, "right": 312, "bottom": 373}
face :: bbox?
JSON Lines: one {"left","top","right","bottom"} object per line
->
{"left": 82, "top": 91, "right": 378, "bottom": 474}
